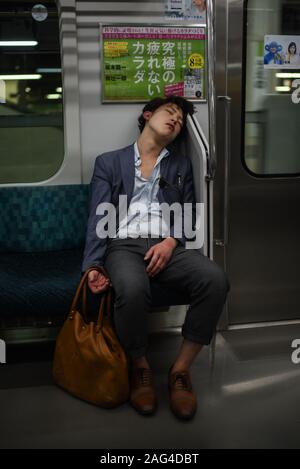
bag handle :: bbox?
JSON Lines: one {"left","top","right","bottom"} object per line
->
{"left": 82, "top": 278, "right": 112, "bottom": 327}
{"left": 96, "top": 287, "right": 112, "bottom": 332}
{"left": 69, "top": 266, "right": 111, "bottom": 323}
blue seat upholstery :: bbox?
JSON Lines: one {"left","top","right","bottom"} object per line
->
{"left": 0, "top": 185, "right": 89, "bottom": 252}
{"left": 0, "top": 185, "right": 89, "bottom": 328}
{"left": 0, "top": 249, "right": 83, "bottom": 324}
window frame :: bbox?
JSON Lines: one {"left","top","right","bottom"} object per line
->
{"left": 241, "top": 0, "right": 300, "bottom": 179}
{"left": 0, "top": 0, "right": 65, "bottom": 185}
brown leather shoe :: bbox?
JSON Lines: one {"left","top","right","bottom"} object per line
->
{"left": 168, "top": 366, "right": 197, "bottom": 420}
{"left": 129, "top": 367, "right": 157, "bottom": 416}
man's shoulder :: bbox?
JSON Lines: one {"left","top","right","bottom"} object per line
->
{"left": 169, "top": 146, "right": 193, "bottom": 171}
{"left": 95, "top": 143, "right": 134, "bottom": 165}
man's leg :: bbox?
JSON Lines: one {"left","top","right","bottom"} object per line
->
{"left": 150, "top": 246, "right": 229, "bottom": 419}
{"left": 171, "top": 340, "right": 203, "bottom": 373}
{"left": 152, "top": 246, "right": 230, "bottom": 371}
{"left": 104, "top": 239, "right": 159, "bottom": 415}
{"left": 104, "top": 240, "right": 152, "bottom": 364}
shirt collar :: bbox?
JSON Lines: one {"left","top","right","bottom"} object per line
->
{"left": 134, "top": 142, "right": 169, "bottom": 168}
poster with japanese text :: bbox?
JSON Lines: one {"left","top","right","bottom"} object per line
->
{"left": 101, "top": 25, "right": 206, "bottom": 102}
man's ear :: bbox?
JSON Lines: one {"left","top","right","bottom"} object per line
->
{"left": 143, "top": 111, "right": 152, "bottom": 121}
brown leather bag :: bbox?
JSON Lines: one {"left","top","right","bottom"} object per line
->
{"left": 53, "top": 267, "right": 130, "bottom": 408}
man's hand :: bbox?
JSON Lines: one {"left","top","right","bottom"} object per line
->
{"left": 88, "top": 269, "right": 110, "bottom": 294}
{"left": 144, "top": 237, "right": 178, "bottom": 278}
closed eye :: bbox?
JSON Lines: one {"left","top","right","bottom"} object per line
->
{"left": 166, "top": 108, "right": 183, "bottom": 127}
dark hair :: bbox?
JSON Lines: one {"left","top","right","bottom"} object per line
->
{"left": 288, "top": 42, "right": 297, "bottom": 54}
{"left": 137, "top": 96, "right": 196, "bottom": 140}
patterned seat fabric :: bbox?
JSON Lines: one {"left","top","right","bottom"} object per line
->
{"left": 0, "top": 185, "right": 89, "bottom": 252}
{"left": 0, "top": 186, "right": 89, "bottom": 326}
{"left": 0, "top": 249, "right": 83, "bottom": 323}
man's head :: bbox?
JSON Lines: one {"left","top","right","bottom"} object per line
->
{"left": 138, "top": 96, "right": 195, "bottom": 144}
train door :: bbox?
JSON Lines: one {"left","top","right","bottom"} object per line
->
{"left": 215, "top": 0, "right": 300, "bottom": 326}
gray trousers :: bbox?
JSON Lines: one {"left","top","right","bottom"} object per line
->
{"left": 103, "top": 238, "right": 230, "bottom": 360}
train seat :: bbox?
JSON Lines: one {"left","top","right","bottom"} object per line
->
{"left": 0, "top": 185, "right": 189, "bottom": 334}
{"left": 0, "top": 185, "right": 89, "bottom": 327}
{"left": 0, "top": 249, "right": 83, "bottom": 325}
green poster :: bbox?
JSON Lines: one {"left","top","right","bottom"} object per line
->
{"left": 101, "top": 25, "right": 206, "bottom": 102}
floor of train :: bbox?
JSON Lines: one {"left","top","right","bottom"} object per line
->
{"left": 1, "top": 324, "right": 300, "bottom": 449}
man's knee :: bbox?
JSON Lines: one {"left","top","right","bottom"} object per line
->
{"left": 207, "top": 263, "right": 229, "bottom": 296}
{"left": 193, "top": 262, "right": 230, "bottom": 299}
{"left": 215, "top": 266, "right": 230, "bottom": 294}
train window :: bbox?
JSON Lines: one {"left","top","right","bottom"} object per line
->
{"left": 0, "top": 1, "right": 63, "bottom": 184}
{"left": 244, "top": 0, "right": 300, "bottom": 176}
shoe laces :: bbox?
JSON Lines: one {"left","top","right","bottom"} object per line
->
{"left": 137, "top": 368, "right": 152, "bottom": 386}
{"left": 173, "top": 372, "right": 191, "bottom": 391}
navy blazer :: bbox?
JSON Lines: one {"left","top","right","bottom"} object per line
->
{"left": 82, "top": 143, "right": 196, "bottom": 272}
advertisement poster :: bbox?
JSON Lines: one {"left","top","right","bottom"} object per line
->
{"left": 165, "top": 0, "right": 207, "bottom": 22}
{"left": 102, "top": 25, "right": 206, "bottom": 102}
{"left": 264, "top": 35, "right": 300, "bottom": 69}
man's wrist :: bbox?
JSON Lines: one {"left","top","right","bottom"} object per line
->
{"left": 163, "top": 237, "right": 178, "bottom": 249}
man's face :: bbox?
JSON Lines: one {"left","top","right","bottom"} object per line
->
{"left": 144, "top": 103, "right": 184, "bottom": 143}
